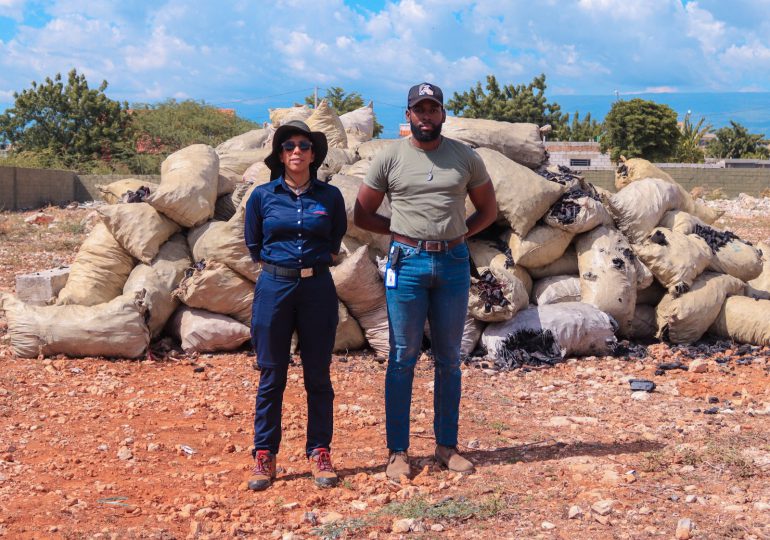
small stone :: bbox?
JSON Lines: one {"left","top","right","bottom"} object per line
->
{"left": 753, "top": 502, "right": 770, "bottom": 512}
{"left": 675, "top": 518, "right": 693, "bottom": 539}
{"left": 302, "top": 512, "right": 318, "bottom": 525}
{"left": 541, "top": 521, "right": 556, "bottom": 530}
{"left": 568, "top": 505, "right": 583, "bottom": 519}
{"left": 146, "top": 443, "right": 160, "bottom": 452}
{"left": 320, "top": 512, "right": 343, "bottom": 524}
{"left": 688, "top": 359, "right": 708, "bottom": 373}
{"left": 281, "top": 502, "right": 300, "bottom": 510}
{"left": 685, "top": 495, "right": 697, "bottom": 503}
{"left": 391, "top": 518, "right": 414, "bottom": 533}
{"left": 117, "top": 446, "right": 133, "bottom": 461}
{"left": 631, "top": 391, "right": 650, "bottom": 401}
{"left": 591, "top": 499, "right": 614, "bottom": 516}
{"left": 430, "top": 524, "right": 444, "bottom": 532}
{"left": 549, "top": 416, "right": 571, "bottom": 427}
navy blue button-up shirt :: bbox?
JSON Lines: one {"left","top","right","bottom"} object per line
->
{"left": 244, "top": 176, "right": 347, "bottom": 269}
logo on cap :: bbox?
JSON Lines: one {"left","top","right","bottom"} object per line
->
{"left": 418, "top": 84, "right": 434, "bottom": 96}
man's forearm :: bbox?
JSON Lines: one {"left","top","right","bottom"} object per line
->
{"left": 465, "top": 209, "right": 496, "bottom": 238}
{"left": 354, "top": 201, "right": 392, "bottom": 235}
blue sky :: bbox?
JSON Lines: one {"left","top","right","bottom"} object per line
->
{"left": 2, "top": 1, "right": 770, "bottom": 137}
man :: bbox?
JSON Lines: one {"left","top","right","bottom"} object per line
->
{"left": 354, "top": 82, "right": 497, "bottom": 480}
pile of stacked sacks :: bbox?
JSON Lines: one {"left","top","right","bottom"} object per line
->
{"left": 1, "top": 101, "right": 768, "bottom": 363}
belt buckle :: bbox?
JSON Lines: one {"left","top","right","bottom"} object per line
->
{"left": 300, "top": 268, "right": 313, "bottom": 278}
{"left": 424, "top": 240, "right": 443, "bottom": 252}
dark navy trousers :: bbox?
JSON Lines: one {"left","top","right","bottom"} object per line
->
{"left": 251, "top": 270, "right": 338, "bottom": 456}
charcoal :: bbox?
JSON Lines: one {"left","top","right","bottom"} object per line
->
{"left": 649, "top": 230, "right": 668, "bottom": 246}
{"left": 123, "top": 185, "right": 151, "bottom": 203}
{"left": 184, "top": 260, "right": 207, "bottom": 279}
{"left": 657, "top": 362, "right": 687, "bottom": 371}
{"left": 617, "top": 163, "right": 628, "bottom": 178}
{"left": 545, "top": 187, "right": 602, "bottom": 225}
{"left": 474, "top": 270, "right": 510, "bottom": 313}
{"left": 693, "top": 224, "right": 744, "bottom": 253}
{"left": 629, "top": 379, "right": 656, "bottom": 392}
{"left": 495, "top": 328, "right": 562, "bottom": 370}
{"left": 537, "top": 165, "right": 584, "bottom": 186}
{"left": 610, "top": 340, "right": 648, "bottom": 359}
{"left": 707, "top": 396, "right": 719, "bottom": 404}
{"left": 703, "top": 406, "right": 719, "bottom": 415}
{"left": 611, "top": 257, "right": 625, "bottom": 270}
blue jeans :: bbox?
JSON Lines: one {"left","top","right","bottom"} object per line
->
{"left": 384, "top": 240, "right": 471, "bottom": 452}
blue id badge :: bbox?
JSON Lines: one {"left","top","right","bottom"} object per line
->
{"left": 385, "top": 245, "right": 399, "bottom": 288}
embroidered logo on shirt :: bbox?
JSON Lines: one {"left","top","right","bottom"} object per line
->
{"left": 312, "top": 210, "right": 328, "bottom": 215}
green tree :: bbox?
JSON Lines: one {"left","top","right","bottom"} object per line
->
{"left": 0, "top": 69, "right": 131, "bottom": 170}
{"left": 305, "top": 86, "right": 383, "bottom": 137}
{"left": 601, "top": 98, "right": 680, "bottom": 162}
{"left": 126, "top": 99, "right": 259, "bottom": 173}
{"left": 673, "top": 112, "right": 712, "bottom": 163}
{"left": 560, "top": 111, "right": 604, "bottom": 142}
{"left": 706, "top": 120, "right": 769, "bottom": 159}
{"left": 446, "top": 74, "right": 569, "bottom": 138}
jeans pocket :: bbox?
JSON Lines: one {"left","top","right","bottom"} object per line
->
{"left": 447, "top": 242, "right": 469, "bottom": 261}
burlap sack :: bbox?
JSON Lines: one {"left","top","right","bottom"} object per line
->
{"left": 475, "top": 147, "right": 565, "bottom": 237}
{"left": 339, "top": 159, "right": 372, "bottom": 179}
{"left": 636, "top": 281, "right": 666, "bottom": 305}
{"left": 187, "top": 206, "right": 260, "bottom": 282}
{"left": 707, "top": 238, "right": 763, "bottom": 282}
{"left": 468, "top": 271, "right": 516, "bottom": 322}
{"left": 467, "top": 238, "right": 503, "bottom": 268}
{"left": 1, "top": 291, "right": 149, "bottom": 359}
{"left": 167, "top": 306, "right": 251, "bottom": 353}
{"left": 747, "top": 242, "right": 770, "bottom": 300}
{"left": 334, "top": 302, "right": 367, "bottom": 353}
{"left": 635, "top": 258, "right": 654, "bottom": 289}
{"left": 489, "top": 254, "right": 533, "bottom": 296}
{"left": 576, "top": 225, "right": 638, "bottom": 337}
{"left": 630, "top": 304, "right": 657, "bottom": 340}
{"left": 146, "top": 144, "right": 219, "bottom": 228}
{"left": 317, "top": 148, "right": 357, "bottom": 182}
{"left": 330, "top": 174, "right": 391, "bottom": 256}
{"left": 331, "top": 245, "right": 389, "bottom": 357}
{"left": 122, "top": 233, "right": 191, "bottom": 338}
{"left": 658, "top": 209, "right": 704, "bottom": 234}
{"left": 656, "top": 272, "right": 745, "bottom": 344}
{"left": 306, "top": 99, "right": 347, "bottom": 149}
{"left": 425, "top": 314, "right": 485, "bottom": 356}
{"left": 98, "top": 203, "right": 180, "bottom": 264}
{"left": 214, "top": 182, "right": 252, "bottom": 221}
{"left": 172, "top": 260, "right": 253, "bottom": 325}
{"left": 242, "top": 161, "right": 272, "bottom": 185}
{"left": 544, "top": 191, "right": 612, "bottom": 234}
{"left": 633, "top": 228, "right": 712, "bottom": 294}
{"left": 269, "top": 105, "right": 313, "bottom": 126}
{"left": 442, "top": 117, "right": 546, "bottom": 169}
{"left": 340, "top": 103, "right": 375, "bottom": 140}
{"left": 96, "top": 178, "right": 159, "bottom": 204}
{"left": 507, "top": 224, "right": 574, "bottom": 269}
{"left": 532, "top": 275, "right": 581, "bottom": 305}
{"left": 615, "top": 157, "right": 722, "bottom": 224}
{"left": 482, "top": 302, "right": 617, "bottom": 360}
{"left": 56, "top": 222, "right": 136, "bottom": 306}
{"left": 356, "top": 139, "right": 399, "bottom": 160}
{"left": 218, "top": 149, "right": 271, "bottom": 185}
{"left": 609, "top": 178, "right": 683, "bottom": 244}
{"left": 528, "top": 246, "right": 579, "bottom": 280}
{"left": 215, "top": 129, "right": 269, "bottom": 154}
{"left": 709, "top": 296, "right": 770, "bottom": 346}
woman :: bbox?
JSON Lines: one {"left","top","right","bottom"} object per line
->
{"left": 244, "top": 120, "right": 346, "bottom": 490}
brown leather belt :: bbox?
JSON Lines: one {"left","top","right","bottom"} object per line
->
{"left": 391, "top": 233, "right": 465, "bottom": 252}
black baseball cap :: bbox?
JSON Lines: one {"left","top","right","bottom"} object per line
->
{"left": 407, "top": 82, "right": 443, "bottom": 108}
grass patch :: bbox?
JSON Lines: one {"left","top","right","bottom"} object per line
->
{"left": 488, "top": 420, "right": 510, "bottom": 433}
{"left": 378, "top": 495, "right": 504, "bottom": 521}
{"left": 312, "top": 518, "right": 370, "bottom": 539}
{"left": 639, "top": 450, "right": 670, "bottom": 473}
{"left": 702, "top": 443, "right": 757, "bottom": 479}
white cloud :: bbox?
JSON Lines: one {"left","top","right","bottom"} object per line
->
{"left": 123, "top": 25, "right": 194, "bottom": 71}
{"left": 684, "top": 2, "right": 726, "bottom": 55}
{"left": 0, "top": 0, "right": 26, "bottom": 21}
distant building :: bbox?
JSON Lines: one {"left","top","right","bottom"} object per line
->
{"left": 545, "top": 141, "right": 612, "bottom": 170}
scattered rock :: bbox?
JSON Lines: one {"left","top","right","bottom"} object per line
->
{"left": 688, "top": 359, "right": 708, "bottom": 373}
{"left": 391, "top": 518, "right": 414, "bottom": 533}
{"left": 568, "top": 505, "right": 583, "bottom": 519}
{"left": 541, "top": 521, "right": 556, "bottom": 530}
{"left": 116, "top": 446, "right": 133, "bottom": 461}
{"left": 591, "top": 499, "right": 614, "bottom": 516}
{"left": 675, "top": 518, "right": 693, "bottom": 539}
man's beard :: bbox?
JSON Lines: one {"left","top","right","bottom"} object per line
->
{"left": 410, "top": 120, "right": 442, "bottom": 142}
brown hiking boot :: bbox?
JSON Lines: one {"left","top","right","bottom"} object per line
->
{"left": 386, "top": 450, "right": 411, "bottom": 481}
{"left": 248, "top": 450, "right": 276, "bottom": 491}
{"left": 309, "top": 448, "right": 338, "bottom": 488}
{"left": 435, "top": 445, "right": 474, "bottom": 474}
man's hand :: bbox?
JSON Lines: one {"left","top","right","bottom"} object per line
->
{"left": 354, "top": 184, "right": 391, "bottom": 235}
{"left": 465, "top": 181, "right": 497, "bottom": 238}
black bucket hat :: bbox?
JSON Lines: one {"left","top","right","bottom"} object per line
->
{"left": 264, "top": 120, "right": 328, "bottom": 180}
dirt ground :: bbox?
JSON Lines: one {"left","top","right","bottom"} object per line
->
{"left": 0, "top": 205, "right": 769, "bottom": 540}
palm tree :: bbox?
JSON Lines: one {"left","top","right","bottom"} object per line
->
{"left": 675, "top": 112, "right": 712, "bottom": 163}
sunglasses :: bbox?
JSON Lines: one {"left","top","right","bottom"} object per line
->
{"left": 281, "top": 140, "right": 313, "bottom": 152}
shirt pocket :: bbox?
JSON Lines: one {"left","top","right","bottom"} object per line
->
{"left": 303, "top": 203, "right": 332, "bottom": 236}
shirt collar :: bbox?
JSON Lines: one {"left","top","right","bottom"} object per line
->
{"left": 273, "top": 175, "right": 318, "bottom": 194}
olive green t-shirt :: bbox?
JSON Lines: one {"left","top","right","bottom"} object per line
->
{"left": 363, "top": 137, "right": 490, "bottom": 240}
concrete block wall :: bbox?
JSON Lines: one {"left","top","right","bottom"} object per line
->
{"left": 0, "top": 166, "right": 77, "bottom": 210}
{"left": 77, "top": 174, "right": 160, "bottom": 202}
{"left": 581, "top": 168, "right": 770, "bottom": 197}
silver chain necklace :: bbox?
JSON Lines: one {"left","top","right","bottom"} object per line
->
{"left": 426, "top": 163, "right": 434, "bottom": 182}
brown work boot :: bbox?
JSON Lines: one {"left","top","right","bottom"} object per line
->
{"left": 309, "top": 448, "right": 338, "bottom": 488}
{"left": 435, "top": 445, "right": 475, "bottom": 474}
{"left": 386, "top": 450, "right": 411, "bottom": 481}
{"left": 247, "top": 450, "right": 276, "bottom": 491}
